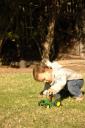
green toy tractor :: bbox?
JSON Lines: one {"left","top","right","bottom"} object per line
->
{"left": 38, "top": 99, "right": 61, "bottom": 108}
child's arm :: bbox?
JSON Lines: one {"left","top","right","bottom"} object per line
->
{"left": 43, "top": 75, "right": 67, "bottom": 95}
{"left": 49, "top": 75, "right": 67, "bottom": 94}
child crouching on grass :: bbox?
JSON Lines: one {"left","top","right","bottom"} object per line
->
{"left": 33, "top": 60, "right": 84, "bottom": 102}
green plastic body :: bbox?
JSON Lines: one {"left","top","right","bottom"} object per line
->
{"left": 38, "top": 99, "right": 61, "bottom": 108}
{"left": 38, "top": 99, "right": 53, "bottom": 108}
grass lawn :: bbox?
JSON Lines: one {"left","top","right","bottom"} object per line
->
{"left": 0, "top": 71, "right": 85, "bottom": 128}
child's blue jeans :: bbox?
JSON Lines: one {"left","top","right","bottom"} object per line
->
{"left": 54, "top": 79, "right": 84, "bottom": 99}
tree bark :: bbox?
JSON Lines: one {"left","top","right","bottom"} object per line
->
{"left": 42, "top": 18, "right": 55, "bottom": 60}
{"left": 42, "top": 0, "right": 56, "bottom": 60}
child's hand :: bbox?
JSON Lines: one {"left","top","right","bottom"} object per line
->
{"left": 43, "top": 89, "right": 55, "bottom": 96}
{"left": 48, "top": 88, "right": 55, "bottom": 95}
{"left": 42, "top": 90, "right": 53, "bottom": 101}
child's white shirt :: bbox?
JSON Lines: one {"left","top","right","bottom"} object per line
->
{"left": 43, "top": 60, "right": 83, "bottom": 95}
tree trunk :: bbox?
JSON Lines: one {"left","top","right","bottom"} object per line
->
{"left": 41, "top": 0, "right": 57, "bottom": 61}
{"left": 42, "top": 19, "right": 55, "bottom": 61}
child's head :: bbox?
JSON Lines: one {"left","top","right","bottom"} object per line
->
{"left": 33, "top": 64, "right": 52, "bottom": 83}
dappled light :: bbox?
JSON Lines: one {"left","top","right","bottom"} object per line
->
{"left": 0, "top": 0, "right": 85, "bottom": 66}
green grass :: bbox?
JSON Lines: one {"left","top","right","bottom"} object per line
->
{"left": 0, "top": 72, "right": 85, "bottom": 128}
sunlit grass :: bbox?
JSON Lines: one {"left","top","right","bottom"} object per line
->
{"left": 0, "top": 72, "right": 85, "bottom": 128}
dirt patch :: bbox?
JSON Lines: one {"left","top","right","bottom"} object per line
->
{"left": 0, "top": 59, "right": 85, "bottom": 73}
{"left": 58, "top": 59, "right": 85, "bottom": 73}
{"left": 0, "top": 67, "right": 33, "bottom": 73}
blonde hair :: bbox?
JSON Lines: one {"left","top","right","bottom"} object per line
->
{"left": 33, "top": 64, "right": 47, "bottom": 81}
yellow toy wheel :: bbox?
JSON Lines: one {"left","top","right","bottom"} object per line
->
{"left": 56, "top": 101, "right": 61, "bottom": 107}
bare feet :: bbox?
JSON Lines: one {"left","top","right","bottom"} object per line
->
{"left": 75, "top": 95, "right": 84, "bottom": 101}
